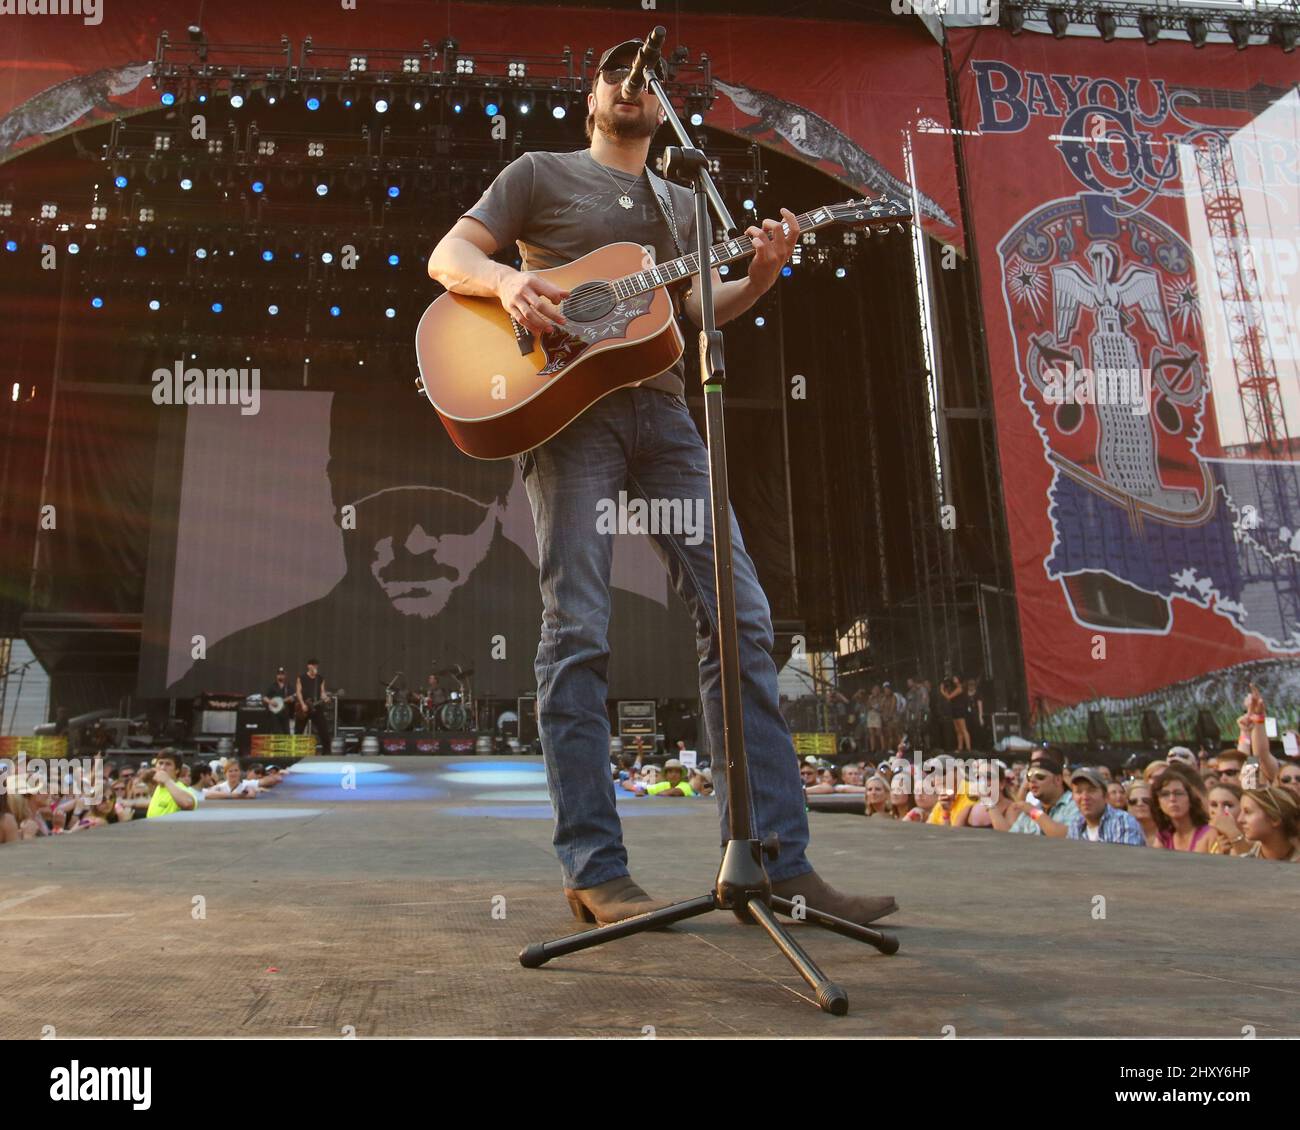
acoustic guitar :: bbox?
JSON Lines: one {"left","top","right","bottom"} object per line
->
{"left": 414, "top": 197, "right": 911, "bottom": 459}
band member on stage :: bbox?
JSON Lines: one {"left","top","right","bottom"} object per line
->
{"left": 265, "top": 666, "right": 293, "bottom": 735}
{"left": 427, "top": 38, "right": 897, "bottom": 927}
{"left": 424, "top": 672, "right": 449, "bottom": 708}
{"left": 296, "top": 658, "right": 332, "bottom": 753}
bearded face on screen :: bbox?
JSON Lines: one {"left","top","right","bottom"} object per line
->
{"left": 353, "top": 486, "right": 500, "bottom": 619}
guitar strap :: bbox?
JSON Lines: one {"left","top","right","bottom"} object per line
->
{"left": 644, "top": 163, "right": 691, "bottom": 319}
{"left": 644, "top": 163, "right": 685, "bottom": 258}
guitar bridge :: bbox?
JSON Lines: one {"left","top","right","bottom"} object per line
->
{"left": 510, "top": 317, "right": 535, "bottom": 357}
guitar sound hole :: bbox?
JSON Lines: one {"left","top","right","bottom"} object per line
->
{"left": 562, "top": 281, "right": 617, "bottom": 323}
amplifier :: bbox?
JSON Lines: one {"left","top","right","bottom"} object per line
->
{"left": 197, "top": 709, "right": 237, "bottom": 735}
{"left": 518, "top": 695, "right": 539, "bottom": 742}
{"left": 617, "top": 700, "right": 656, "bottom": 737}
{"left": 992, "top": 712, "right": 1022, "bottom": 747}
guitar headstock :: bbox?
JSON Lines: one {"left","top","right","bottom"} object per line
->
{"left": 816, "top": 197, "right": 914, "bottom": 231}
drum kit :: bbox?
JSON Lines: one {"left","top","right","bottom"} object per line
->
{"left": 383, "top": 665, "right": 476, "bottom": 733}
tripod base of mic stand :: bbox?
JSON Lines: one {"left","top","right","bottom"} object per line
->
{"left": 519, "top": 841, "right": 898, "bottom": 1017}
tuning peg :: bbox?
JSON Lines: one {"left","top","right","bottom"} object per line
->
{"left": 893, "top": 223, "right": 906, "bottom": 234}
{"left": 414, "top": 375, "right": 426, "bottom": 395}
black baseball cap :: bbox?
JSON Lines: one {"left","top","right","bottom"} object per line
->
{"left": 596, "top": 39, "right": 667, "bottom": 79}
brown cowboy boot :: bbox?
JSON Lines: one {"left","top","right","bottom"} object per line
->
{"left": 563, "top": 875, "right": 674, "bottom": 925}
{"left": 770, "top": 870, "right": 898, "bottom": 925}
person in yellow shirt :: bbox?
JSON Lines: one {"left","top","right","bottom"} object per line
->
{"left": 645, "top": 759, "right": 696, "bottom": 797}
{"left": 145, "top": 750, "right": 200, "bottom": 817}
{"left": 924, "top": 757, "right": 978, "bottom": 826}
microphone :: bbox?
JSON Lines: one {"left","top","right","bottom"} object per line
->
{"left": 620, "top": 26, "right": 667, "bottom": 103}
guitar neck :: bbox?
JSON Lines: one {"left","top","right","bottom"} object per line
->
{"left": 612, "top": 205, "right": 848, "bottom": 301}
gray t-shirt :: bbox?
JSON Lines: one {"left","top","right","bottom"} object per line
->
{"left": 463, "top": 148, "right": 696, "bottom": 397}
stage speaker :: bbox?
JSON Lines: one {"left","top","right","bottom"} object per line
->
{"left": 1195, "top": 709, "right": 1222, "bottom": 748}
{"left": 1140, "top": 709, "right": 1167, "bottom": 746}
{"left": 518, "top": 695, "right": 539, "bottom": 743}
{"left": 992, "top": 712, "right": 1022, "bottom": 748}
{"left": 1087, "top": 710, "right": 1112, "bottom": 744}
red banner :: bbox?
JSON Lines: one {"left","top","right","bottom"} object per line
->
{"left": 952, "top": 27, "right": 1300, "bottom": 732}
{"left": 0, "top": 0, "right": 960, "bottom": 243}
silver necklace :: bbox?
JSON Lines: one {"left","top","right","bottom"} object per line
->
{"left": 591, "top": 154, "right": 641, "bottom": 210}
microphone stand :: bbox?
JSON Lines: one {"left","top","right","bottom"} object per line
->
{"left": 519, "top": 35, "right": 897, "bottom": 1015}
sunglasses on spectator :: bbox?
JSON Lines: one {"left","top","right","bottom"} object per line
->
{"left": 1218, "top": 767, "right": 1240, "bottom": 776}
{"left": 1027, "top": 771, "right": 1052, "bottom": 782}
{"left": 1279, "top": 773, "right": 1300, "bottom": 785}
{"left": 1158, "top": 787, "right": 1189, "bottom": 799}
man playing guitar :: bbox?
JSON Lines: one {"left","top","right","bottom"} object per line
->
{"left": 296, "top": 658, "right": 332, "bottom": 753}
{"left": 427, "top": 38, "right": 896, "bottom": 928}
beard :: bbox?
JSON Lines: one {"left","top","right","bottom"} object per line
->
{"left": 592, "top": 99, "right": 659, "bottom": 140}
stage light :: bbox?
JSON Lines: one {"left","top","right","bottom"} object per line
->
{"left": 385, "top": 307, "right": 396, "bottom": 318}
{"left": 91, "top": 296, "right": 103, "bottom": 308}
{"left": 4, "top": 239, "right": 17, "bottom": 252}
{"left": 387, "top": 253, "right": 400, "bottom": 265}
{"left": 196, "top": 79, "right": 210, "bottom": 103}
{"left": 329, "top": 305, "right": 341, "bottom": 317}
{"left": 306, "top": 87, "right": 322, "bottom": 111}
{"left": 742, "top": 197, "right": 754, "bottom": 211}
{"left": 149, "top": 299, "right": 160, "bottom": 311}
{"left": 230, "top": 80, "right": 246, "bottom": 108}
{"left": 1274, "top": 22, "right": 1299, "bottom": 52}
{"left": 1139, "top": 13, "right": 1160, "bottom": 44}
{"left": 321, "top": 251, "right": 334, "bottom": 263}
{"left": 689, "top": 111, "right": 703, "bottom": 126}
{"left": 40, "top": 202, "right": 57, "bottom": 218}
{"left": 261, "top": 250, "right": 274, "bottom": 261}
{"left": 781, "top": 264, "right": 793, "bottom": 276}
{"left": 455, "top": 57, "right": 475, "bottom": 74}
{"left": 1186, "top": 16, "right": 1207, "bottom": 48}
{"left": 251, "top": 179, "right": 265, "bottom": 194}
{"left": 507, "top": 61, "right": 526, "bottom": 78}
{"left": 67, "top": 242, "right": 79, "bottom": 254}
{"left": 517, "top": 97, "right": 531, "bottom": 114}
{"left": 1005, "top": 4, "right": 1024, "bottom": 34}
{"left": 265, "top": 81, "right": 281, "bottom": 106}
{"left": 485, "top": 101, "right": 499, "bottom": 116}
{"left": 195, "top": 247, "right": 208, "bottom": 259}
{"left": 114, "top": 174, "right": 128, "bottom": 188}
{"left": 1095, "top": 12, "right": 1117, "bottom": 42}
{"left": 374, "top": 88, "right": 391, "bottom": 113}
{"left": 211, "top": 302, "right": 223, "bottom": 313}
{"left": 160, "top": 82, "right": 177, "bottom": 106}
{"left": 315, "top": 182, "right": 329, "bottom": 196}
{"left": 552, "top": 103, "right": 566, "bottom": 120}
{"left": 387, "top": 185, "right": 400, "bottom": 198}
{"left": 1047, "top": 8, "right": 1068, "bottom": 38}
{"left": 349, "top": 56, "right": 368, "bottom": 73}
{"left": 835, "top": 266, "right": 847, "bottom": 278}
{"left": 134, "top": 245, "right": 147, "bottom": 257}
{"left": 338, "top": 83, "right": 355, "bottom": 108}
{"left": 718, "top": 265, "right": 729, "bottom": 276}
{"left": 403, "top": 56, "right": 422, "bottom": 74}
{"left": 268, "top": 304, "right": 279, "bottom": 315}
{"left": 754, "top": 315, "right": 765, "bottom": 327}
{"left": 180, "top": 176, "right": 193, "bottom": 190}
{"left": 452, "top": 100, "right": 464, "bottom": 114}
{"left": 411, "top": 88, "right": 426, "bottom": 111}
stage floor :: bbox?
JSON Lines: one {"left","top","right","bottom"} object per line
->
{"left": 2, "top": 756, "right": 1297, "bottom": 1039}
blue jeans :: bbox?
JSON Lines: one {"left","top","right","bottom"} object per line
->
{"left": 519, "top": 386, "right": 812, "bottom": 889}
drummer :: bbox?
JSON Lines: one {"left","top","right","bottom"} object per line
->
{"left": 424, "top": 672, "right": 449, "bottom": 708}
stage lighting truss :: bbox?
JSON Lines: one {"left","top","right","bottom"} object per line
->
{"left": 997, "top": 1, "right": 1299, "bottom": 48}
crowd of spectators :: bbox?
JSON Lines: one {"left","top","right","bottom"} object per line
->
{"left": 799, "top": 736, "right": 1300, "bottom": 862}
{"left": 1, "top": 749, "right": 288, "bottom": 844}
